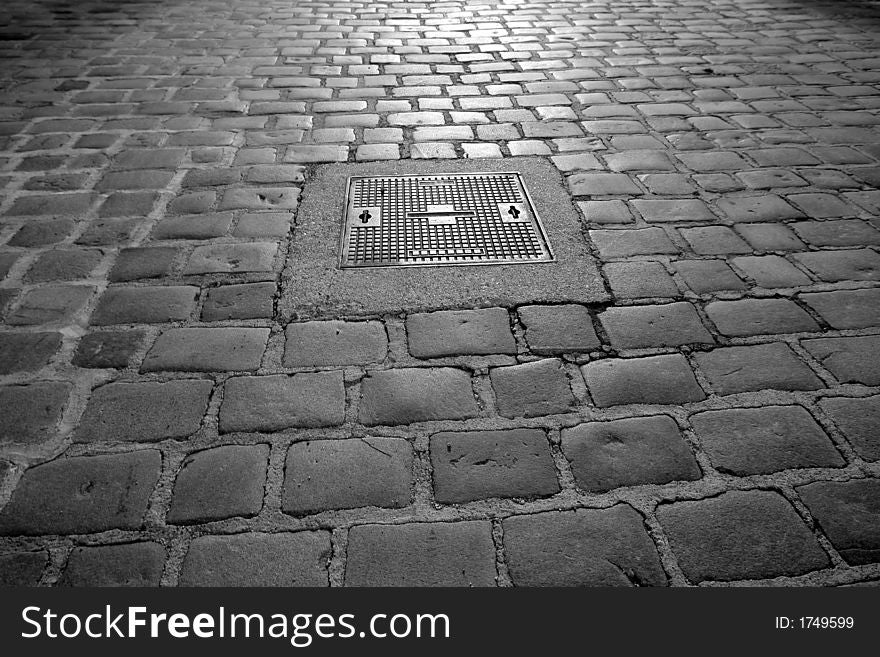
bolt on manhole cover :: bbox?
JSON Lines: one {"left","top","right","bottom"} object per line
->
{"left": 339, "top": 172, "right": 554, "bottom": 268}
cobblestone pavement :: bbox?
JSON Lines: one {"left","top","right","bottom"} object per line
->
{"left": 1, "top": 0, "right": 879, "bottom": 587}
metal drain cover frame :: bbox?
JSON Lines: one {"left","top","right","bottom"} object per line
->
{"left": 340, "top": 171, "right": 555, "bottom": 268}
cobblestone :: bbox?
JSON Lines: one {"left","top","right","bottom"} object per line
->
{"left": 179, "top": 532, "right": 330, "bottom": 586}
{"left": 168, "top": 445, "right": 268, "bottom": 524}
{"left": 562, "top": 416, "right": 700, "bottom": 493}
{"left": 220, "top": 373, "right": 345, "bottom": 433}
{"left": 690, "top": 406, "right": 844, "bottom": 476}
{"left": 2, "top": 0, "right": 880, "bottom": 588}
{"left": 60, "top": 543, "right": 165, "bottom": 587}
{"left": 76, "top": 380, "right": 212, "bottom": 443}
{"left": 359, "top": 368, "right": 479, "bottom": 426}
{"left": 798, "top": 479, "right": 880, "bottom": 566}
{"left": 503, "top": 505, "right": 666, "bottom": 586}
{"left": 345, "top": 522, "right": 495, "bottom": 586}
{"left": 406, "top": 308, "right": 514, "bottom": 358}
{"left": 657, "top": 490, "right": 829, "bottom": 583}
{"left": 0, "top": 451, "right": 160, "bottom": 535}
{"left": 283, "top": 438, "right": 412, "bottom": 514}
{"left": 431, "top": 428, "right": 558, "bottom": 503}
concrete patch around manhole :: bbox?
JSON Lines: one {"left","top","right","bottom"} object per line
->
{"left": 280, "top": 157, "right": 608, "bottom": 319}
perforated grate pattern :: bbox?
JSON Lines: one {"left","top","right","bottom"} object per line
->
{"left": 340, "top": 172, "right": 554, "bottom": 268}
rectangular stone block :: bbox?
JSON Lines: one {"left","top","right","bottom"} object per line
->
{"left": 219, "top": 372, "right": 345, "bottom": 432}
{"left": 142, "top": 328, "right": 269, "bottom": 372}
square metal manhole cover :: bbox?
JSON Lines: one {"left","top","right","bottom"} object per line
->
{"left": 340, "top": 172, "right": 554, "bottom": 268}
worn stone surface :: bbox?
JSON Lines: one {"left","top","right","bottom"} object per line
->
{"left": 179, "top": 532, "right": 331, "bottom": 586}
{"left": 690, "top": 406, "right": 844, "bottom": 475}
{"left": 657, "top": 490, "right": 830, "bottom": 582}
{"left": 406, "top": 308, "right": 515, "bottom": 358}
{"left": 0, "top": 382, "right": 71, "bottom": 446}
{"left": 60, "top": 542, "right": 165, "bottom": 586}
{"left": 582, "top": 355, "right": 705, "bottom": 407}
{"left": 0, "top": 451, "right": 160, "bottom": 535}
{"left": 490, "top": 359, "right": 576, "bottom": 418}
{"left": 219, "top": 372, "right": 345, "bottom": 432}
{"left": 283, "top": 438, "right": 412, "bottom": 514}
{"left": 503, "top": 505, "right": 666, "bottom": 586}
{"left": 0, "top": 551, "right": 48, "bottom": 586}
{"left": 562, "top": 416, "right": 701, "bottom": 492}
{"left": 345, "top": 521, "right": 496, "bottom": 586}
{"left": 0, "top": 332, "right": 62, "bottom": 374}
{"left": 696, "top": 343, "right": 823, "bottom": 395}
{"left": 76, "top": 380, "right": 212, "bottom": 443}
{"left": 819, "top": 396, "right": 880, "bottom": 461}
{"left": 431, "top": 429, "right": 559, "bottom": 503}
{"left": 72, "top": 331, "right": 144, "bottom": 368}
{"left": 3, "top": 0, "right": 880, "bottom": 587}
{"left": 797, "top": 479, "right": 880, "bottom": 566}
{"left": 359, "top": 368, "right": 479, "bottom": 426}
{"left": 142, "top": 328, "right": 269, "bottom": 372}
{"left": 284, "top": 320, "right": 387, "bottom": 367}
{"left": 518, "top": 304, "right": 600, "bottom": 354}
{"left": 168, "top": 445, "right": 269, "bottom": 524}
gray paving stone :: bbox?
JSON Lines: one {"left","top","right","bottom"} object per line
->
{"left": 518, "top": 304, "right": 600, "bottom": 354}
{"left": 680, "top": 226, "right": 752, "bottom": 254}
{"left": 582, "top": 355, "right": 705, "bottom": 407}
{"left": 0, "top": 551, "right": 48, "bottom": 586}
{"left": 152, "top": 213, "right": 232, "bottom": 239}
{"left": 184, "top": 242, "right": 277, "bottom": 274}
{"left": 604, "top": 261, "right": 679, "bottom": 298}
{"left": 562, "top": 415, "right": 700, "bottom": 492}
{"left": 658, "top": 490, "right": 829, "bottom": 582}
{"left": 674, "top": 260, "right": 747, "bottom": 293}
{"left": 0, "top": 332, "right": 62, "bottom": 374}
{"left": 803, "top": 336, "right": 880, "bottom": 385}
{"left": 599, "top": 302, "right": 713, "bottom": 348}
{"left": 819, "top": 396, "right": 880, "bottom": 461}
{"left": 284, "top": 320, "right": 387, "bottom": 367}
{"left": 109, "top": 247, "right": 178, "bottom": 282}
{"left": 25, "top": 249, "right": 103, "bottom": 282}
{"left": 359, "top": 368, "right": 479, "bottom": 426}
{"left": 0, "top": 382, "right": 70, "bottom": 446}
{"left": 800, "top": 288, "right": 880, "bottom": 329}
{"left": 797, "top": 479, "right": 880, "bottom": 566}
{"left": 431, "top": 428, "right": 558, "bottom": 503}
{"left": 792, "top": 220, "right": 880, "bottom": 247}
{"left": 7, "top": 219, "right": 75, "bottom": 247}
{"left": 696, "top": 343, "right": 823, "bottom": 395}
{"left": 503, "top": 505, "right": 666, "bottom": 586}
{"left": 220, "top": 372, "right": 345, "bottom": 433}
{"left": 73, "top": 330, "right": 144, "bottom": 369}
{"left": 731, "top": 255, "right": 813, "bottom": 288}
{"left": 180, "top": 532, "right": 330, "bottom": 586}
{"left": 168, "top": 444, "right": 269, "bottom": 524}
{"left": 691, "top": 406, "right": 844, "bottom": 475}
{"left": 793, "top": 249, "right": 880, "bottom": 282}
{"left": 345, "top": 521, "right": 495, "bottom": 586}
{"left": 633, "top": 199, "right": 716, "bottom": 223}
{"left": 202, "top": 283, "right": 275, "bottom": 321}
{"left": 283, "top": 438, "right": 412, "bottom": 514}
{"left": 142, "top": 328, "right": 269, "bottom": 372}
{"left": 591, "top": 228, "right": 678, "bottom": 258}
{"left": 60, "top": 542, "right": 165, "bottom": 586}
{"left": 716, "top": 195, "right": 804, "bottom": 222}
{"left": 406, "top": 308, "right": 515, "bottom": 358}
{"left": 568, "top": 173, "right": 642, "bottom": 196}
{"left": 91, "top": 286, "right": 198, "bottom": 325}
{"left": 705, "top": 299, "right": 820, "bottom": 337}
{"left": 0, "top": 451, "right": 160, "bottom": 535}
{"left": 490, "top": 359, "right": 576, "bottom": 418}
{"left": 76, "top": 380, "right": 212, "bottom": 443}
{"left": 7, "top": 285, "right": 94, "bottom": 326}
